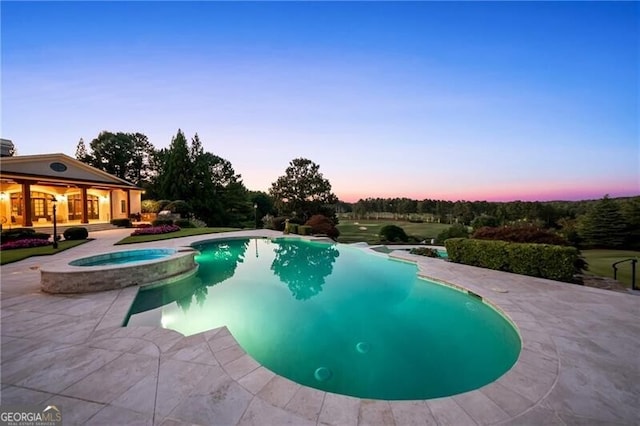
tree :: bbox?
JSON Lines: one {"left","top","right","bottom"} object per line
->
{"left": 579, "top": 195, "right": 627, "bottom": 248}
{"left": 75, "top": 138, "right": 90, "bottom": 162}
{"left": 83, "top": 131, "right": 155, "bottom": 186}
{"left": 127, "top": 133, "right": 155, "bottom": 186}
{"left": 270, "top": 239, "right": 339, "bottom": 300}
{"left": 158, "top": 129, "right": 192, "bottom": 201}
{"left": 269, "top": 158, "right": 337, "bottom": 220}
{"left": 153, "top": 131, "right": 252, "bottom": 226}
{"left": 621, "top": 197, "right": 640, "bottom": 249}
{"left": 86, "top": 131, "right": 133, "bottom": 179}
{"left": 471, "top": 215, "right": 499, "bottom": 230}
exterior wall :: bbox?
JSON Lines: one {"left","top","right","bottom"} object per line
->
{"left": 110, "top": 190, "right": 128, "bottom": 220}
{"left": 130, "top": 190, "right": 142, "bottom": 216}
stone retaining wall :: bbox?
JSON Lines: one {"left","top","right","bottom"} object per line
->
{"left": 41, "top": 250, "right": 198, "bottom": 294}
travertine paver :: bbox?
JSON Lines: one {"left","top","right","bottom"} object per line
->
{"left": 1, "top": 228, "right": 639, "bottom": 425}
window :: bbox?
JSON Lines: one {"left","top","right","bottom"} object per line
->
{"left": 10, "top": 193, "right": 22, "bottom": 216}
{"left": 121, "top": 200, "right": 126, "bottom": 213}
{"left": 67, "top": 194, "right": 100, "bottom": 220}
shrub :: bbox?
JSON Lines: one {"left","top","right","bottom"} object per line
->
{"left": 141, "top": 199, "right": 161, "bottom": 213}
{"left": 471, "top": 215, "right": 499, "bottom": 230}
{"left": 1, "top": 238, "right": 51, "bottom": 250}
{"left": 1, "top": 227, "right": 36, "bottom": 242}
{"left": 268, "top": 216, "right": 288, "bottom": 231}
{"left": 151, "top": 218, "right": 175, "bottom": 227}
{"left": 284, "top": 222, "right": 298, "bottom": 234}
{"left": 472, "top": 225, "right": 569, "bottom": 246}
{"left": 298, "top": 225, "right": 312, "bottom": 235}
{"left": 63, "top": 227, "right": 88, "bottom": 240}
{"left": 174, "top": 218, "right": 196, "bottom": 228}
{"left": 165, "top": 200, "right": 192, "bottom": 218}
{"left": 379, "top": 225, "right": 408, "bottom": 243}
{"left": 111, "top": 218, "right": 132, "bottom": 228}
{"left": 445, "top": 238, "right": 583, "bottom": 282}
{"left": 409, "top": 247, "right": 440, "bottom": 258}
{"left": 130, "top": 225, "right": 181, "bottom": 236}
{"left": 435, "top": 224, "right": 469, "bottom": 244}
{"left": 33, "top": 232, "right": 51, "bottom": 241}
{"left": 305, "top": 215, "right": 340, "bottom": 240}
{"left": 190, "top": 218, "right": 207, "bottom": 228}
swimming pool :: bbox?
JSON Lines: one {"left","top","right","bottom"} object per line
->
{"left": 125, "top": 237, "right": 520, "bottom": 400}
{"left": 69, "top": 248, "right": 176, "bottom": 266}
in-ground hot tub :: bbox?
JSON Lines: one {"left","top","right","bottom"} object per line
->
{"left": 41, "top": 248, "right": 199, "bottom": 294}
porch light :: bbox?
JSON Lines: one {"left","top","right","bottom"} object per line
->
{"left": 254, "top": 203, "right": 258, "bottom": 229}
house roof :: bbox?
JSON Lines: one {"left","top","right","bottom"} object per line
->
{"left": 0, "top": 153, "right": 141, "bottom": 190}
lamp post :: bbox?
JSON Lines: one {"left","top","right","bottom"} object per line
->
{"left": 51, "top": 196, "right": 58, "bottom": 249}
{"left": 254, "top": 203, "right": 258, "bottom": 229}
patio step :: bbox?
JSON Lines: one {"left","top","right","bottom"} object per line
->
{"left": 26, "top": 223, "right": 119, "bottom": 236}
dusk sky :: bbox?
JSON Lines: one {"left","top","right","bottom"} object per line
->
{"left": 2, "top": 1, "right": 638, "bottom": 203}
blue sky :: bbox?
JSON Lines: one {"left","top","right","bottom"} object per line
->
{"left": 2, "top": 1, "right": 638, "bottom": 202}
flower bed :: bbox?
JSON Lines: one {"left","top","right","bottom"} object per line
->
{"left": 1, "top": 238, "right": 52, "bottom": 250}
{"left": 130, "top": 225, "right": 181, "bottom": 236}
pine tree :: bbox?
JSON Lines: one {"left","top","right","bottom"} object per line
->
{"left": 75, "top": 138, "right": 90, "bottom": 163}
{"left": 158, "top": 129, "right": 192, "bottom": 201}
{"left": 579, "top": 195, "right": 627, "bottom": 248}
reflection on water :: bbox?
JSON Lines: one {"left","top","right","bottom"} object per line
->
{"left": 125, "top": 237, "right": 521, "bottom": 400}
{"left": 127, "top": 238, "right": 249, "bottom": 315}
{"left": 270, "top": 240, "right": 339, "bottom": 300}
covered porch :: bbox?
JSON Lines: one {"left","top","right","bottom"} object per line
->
{"left": 0, "top": 153, "right": 142, "bottom": 229}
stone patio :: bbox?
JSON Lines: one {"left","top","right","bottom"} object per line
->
{"left": 1, "top": 229, "right": 638, "bottom": 425}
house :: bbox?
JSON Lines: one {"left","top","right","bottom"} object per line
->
{"left": 0, "top": 153, "right": 142, "bottom": 228}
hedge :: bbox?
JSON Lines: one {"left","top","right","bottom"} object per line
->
{"left": 2, "top": 228, "right": 37, "bottom": 242}
{"left": 472, "top": 225, "right": 569, "bottom": 245}
{"left": 445, "top": 238, "right": 582, "bottom": 282}
{"left": 298, "top": 225, "right": 312, "bottom": 235}
{"left": 63, "top": 227, "right": 88, "bottom": 240}
{"left": 111, "top": 218, "right": 132, "bottom": 227}
{"left": 284, "top": 222, "right": 298, "bottom": 234}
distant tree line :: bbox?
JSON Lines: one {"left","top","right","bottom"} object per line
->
{"left": 346, "top": 196, "right": 640, "bottom": 249}
{"left": 75, "top": 131, "right": 638, "bottom": 248}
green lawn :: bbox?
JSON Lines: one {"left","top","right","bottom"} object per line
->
{"left": 115, "top": 227, "right": 241, "bottom": 245}
{"left": 337, "top": 220, "right": 450, "bottom": 244}
{"left": 582, "top": 249, "right": 639, "bottom": 289}
{"left": 0, "top": 239, "right": 92, "bottom": 265}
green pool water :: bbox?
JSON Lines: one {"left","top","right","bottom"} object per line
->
{"left": 125, "top": 237, "right": 520, "bottom": 400}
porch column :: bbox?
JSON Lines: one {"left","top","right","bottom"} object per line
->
{"left": 81, "top": 186, "right": 89, "bottom": 224}
{"left": 108, "top": 190, "right": 113, "bottom": 221}
{"left": 21, "top": 181, "right": 33, "bottom": 227}
{"left": 126, "top": 190, "right": 131, "bottom": 217}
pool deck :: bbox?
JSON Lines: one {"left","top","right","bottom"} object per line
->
{"left": 1, "top": 229, "right": 639, "bottom": 425}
